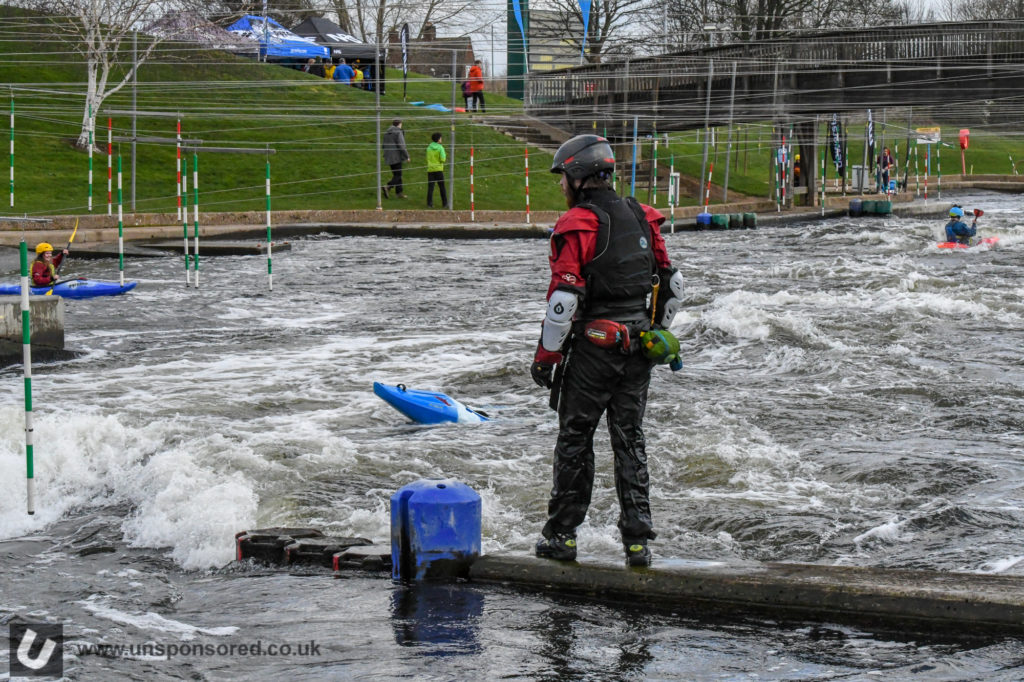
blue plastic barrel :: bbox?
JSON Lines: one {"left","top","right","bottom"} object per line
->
{"left": 849, "top": 198, "right": 863, "bottom": 217}
{"left": 696, "top": 212, "right": 712, "bottom": 227}
{"left": 889, "top": 180, "right": 897, "bottom": 193}
{"left": 390, "top": 478, "right": 481, "bottom": 581}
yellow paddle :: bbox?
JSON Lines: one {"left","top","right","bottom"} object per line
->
{"left": 45, "top": 217, "right": 79, "bottom": 296}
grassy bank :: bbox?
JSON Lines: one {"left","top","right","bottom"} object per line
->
{"left": 0, "top": 7, "right": 565, "bottom": 218}
{"left": 1, "top": 8, "right": 1021, "bottom": 219}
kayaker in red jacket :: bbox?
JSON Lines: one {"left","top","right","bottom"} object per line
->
{"left": 31, "top": 242, "right": 68, "bottom": 286}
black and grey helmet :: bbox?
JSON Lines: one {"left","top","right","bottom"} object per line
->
{"left": 550, "top": 134, "right": 616, "bottom": 181}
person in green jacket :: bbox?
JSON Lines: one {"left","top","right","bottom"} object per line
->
{"left": 426, "top": 132, "right": 447, "bottom": 208}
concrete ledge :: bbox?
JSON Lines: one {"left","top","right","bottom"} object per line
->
{"left": 0, "top": 296, "right": 63, "bottom": 348}
{"left": 469, "top": 554, "right": 1024, "bottom": 636}
{"left": 0, "top": 296, "right": 69, "bottom": 368}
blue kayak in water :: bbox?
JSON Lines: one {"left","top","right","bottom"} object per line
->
{"left": 373, "top": 382, "right": 488, "bottom": 424}
{"left": 0, "top": 279, "right": 137, "bottom": 299}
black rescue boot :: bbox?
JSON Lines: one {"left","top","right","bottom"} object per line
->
{"left": 624, "top": 542, "right": 651, "bottom": 567}
{"left": 535, "top": 533, "right": 577, "bottom": 561}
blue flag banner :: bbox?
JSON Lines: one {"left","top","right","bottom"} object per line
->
{"left": 579, "top": 0, "right": 591, "bottom": 57}
{"left": 512, "top": 0, "right": 527, "bottom": 54}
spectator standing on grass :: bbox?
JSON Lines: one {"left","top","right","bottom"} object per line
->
{"left": 382, "top": 119, "right": 410, "bottom": 199}
{"left": 426, "top": 132, "right": 447, "bottom": 208}
{"left": 333, "top": 58, "right": 354, "bottom": 84}
{"left": 467, "top": 59, "right": 485, "bottom": 112}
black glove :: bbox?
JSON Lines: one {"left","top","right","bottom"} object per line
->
{"left": 531, "top": 361, "right": 555, "bottom": 389}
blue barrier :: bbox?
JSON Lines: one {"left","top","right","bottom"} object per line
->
{"left": 390, "top": 478, "right": 481, "bottom": 581}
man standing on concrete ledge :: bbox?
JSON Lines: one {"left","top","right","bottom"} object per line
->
{"left": 530, "top": 134, "right": 682, "bottom": 568}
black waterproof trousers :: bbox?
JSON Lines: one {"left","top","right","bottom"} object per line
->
{"left": 542, "top": 337, "right": 655, "bottom": 545}
{"left": 387, "top": 162, "right": 404, "bottom": 195}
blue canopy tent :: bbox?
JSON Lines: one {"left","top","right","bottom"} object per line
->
{"left": 226, "top": 15, "right": 329, "bottom": 61}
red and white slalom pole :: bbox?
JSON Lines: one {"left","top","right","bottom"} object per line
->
{"left": 524, "top": 147, "right": 531, "bottom": 225}
{"left": 176, "top": 117, "right": 182, "bottom": 222}
{"left": 469, "top": 146, "right": 475, "bottom": 223}
{"left": 9, "top": 93, "right": 13, "bottom": 206}
{"left": 107, "top": 117, "right": 112, "bottom": 215}
{"left": 703, "top": 162, "right": 714, "bottom": 210}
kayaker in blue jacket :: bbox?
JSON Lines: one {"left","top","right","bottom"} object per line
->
{"left": 944, "top": 206, "right": 977, "bottom": 244}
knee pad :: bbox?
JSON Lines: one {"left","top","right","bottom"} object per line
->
{"left": 542, "top": 289, "right": 579, "bottom": 352}
{"left": 656, "top": 269, "right": 684, "bottom": 329}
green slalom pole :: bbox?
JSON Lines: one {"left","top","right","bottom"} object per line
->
{"left": 9, "top": 93, "right": 13, "bottom": 208}
{"left": 117, "top": 155, "right": 124, "bottom": 285}
{"left": 266, "top": 158, "right": 272, "bottom": 291}
{"left": 821, "top": 148, "right": 826, "bottom": 216}
{"left": 87, "top": 103, "right": 93, "bottom": 212}
{"left": 182, "top": 157, "right": 190, "bottom": 287}
{"left": 604, "top": 126, "right": 615, "bottom": 193}
{"left": 669, "top": 154, "right": 675, "bottom": 233}
{"left": 652, "top": 138, "right": 658, "bottom": 206}
{"left": 192, "top": 153, "right": 199, "bottom": 289}
{"left": 19, "top": 240, "right": 34, "bottom": 514}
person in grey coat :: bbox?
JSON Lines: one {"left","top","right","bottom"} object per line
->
{"left": 382, "top": 119, "right": 410, "bottom": 198}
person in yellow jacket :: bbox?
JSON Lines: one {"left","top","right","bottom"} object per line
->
{"left": 324, "top": 62, "right": 336, "bottom": 81}
{"left": 426, "top": 132, "right": 447, "bottom": 208}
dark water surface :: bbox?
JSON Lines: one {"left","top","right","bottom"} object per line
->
{"left": 2, "top": 191, "right": 1024, "bottom": 679}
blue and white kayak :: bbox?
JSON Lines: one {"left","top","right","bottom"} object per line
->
{"left": 0, "top": 278, "right": 137, "bottom": 299}
{"left": 373, "top": 382, "right": 488, "bottom": 424}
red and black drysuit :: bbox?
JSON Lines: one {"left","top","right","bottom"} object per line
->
{"left": 536, "top": 186, "right": 673, "bottom": 547}
{"left": 31, "top": 253, "right": 64, "bottom": 286}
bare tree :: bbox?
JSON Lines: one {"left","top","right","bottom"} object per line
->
{"left": 943, "top": 0, "right": 1019, "bottom": 20}
{"left": 28, "top": 0, "right": 187, "bottom": 150}
{"left": 325, "top": 0, "right": 355, "bottom": 33}
{"left": 546, "top": 0, "right": 653, "bottom": 63}
{"left": 647, "top": 0, "right": 911, "bottom": 52}
{"left": 891, "top": 0, "right": 936, "bottom": 23}
{"left": 177, "top": 0, "right": 323, "bottom": 27}
{"left": 318, "top": 0, "right": 493, "bottom": 48}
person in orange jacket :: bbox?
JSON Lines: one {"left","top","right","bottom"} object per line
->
{"left": 467, "top": 59, "right": 485, "bottom": 113}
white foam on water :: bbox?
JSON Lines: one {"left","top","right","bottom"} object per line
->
{"left": 0, "top": 406, "right": 159, "bottom": 536}
{"left": 853, "top": 517, "right": 906, "bottom": 546}
{"left": 78, "top": 595, "right": 238, "bottom": 638}
{"left": 976, "top": 555, "right": 1024, "bottom": 573}
{"left": 0, "top": 405, "right": 259, "bottom": 569}
{"left": 119, "top": 446, "right": 258, "bottom": 570}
